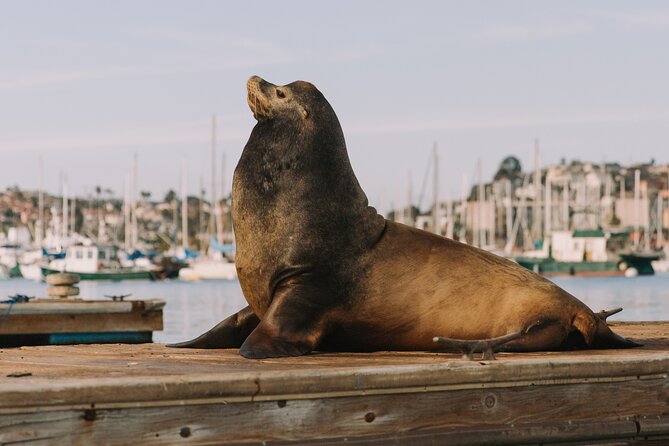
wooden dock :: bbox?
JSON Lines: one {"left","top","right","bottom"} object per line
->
{"left": 0, "top": 322, "right": 668, "bottom": 445}
{"left": 0, "top": 298, "right": 164, "bottom": 347}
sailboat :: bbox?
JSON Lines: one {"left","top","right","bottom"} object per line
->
{"left": 179, "top": 114, "right": 238, "bottom": 281}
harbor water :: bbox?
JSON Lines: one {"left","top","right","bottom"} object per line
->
{"left": 2, "top": 275, "right": 669, "bottom": 344}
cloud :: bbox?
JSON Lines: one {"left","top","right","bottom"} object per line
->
{"left": 0, "top": 117, "right": 250, "bottom": 152}
{"left": 0, "top": 23, "right": 382, "bottom": 91}
{"left": 0, "top": 27, "right": 298, "bottom": 91}
{"left": 583, "top": 8, "right": 669, "bottom": 29}
{"left": 5, "top": 109, "right": 665, "bottom": 152}
{"left": 479, "top": 21, "right": 591, "bottom": 44}
{"left": 346, "top": 110, "right": 669, "bottom": 136}
{"left": 0, "top": 54, "right": 285, "bottom": 91}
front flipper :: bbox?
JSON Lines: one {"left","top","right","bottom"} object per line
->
{"left": 239, "top": 276, "right": 329, "bottom": 359}
{"left": 168, "top": 305, "right": 259, "bottom": 349}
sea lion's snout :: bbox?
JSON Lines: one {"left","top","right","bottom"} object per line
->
{"left": 247, "top": 75, "right": 273, "bottom": 120}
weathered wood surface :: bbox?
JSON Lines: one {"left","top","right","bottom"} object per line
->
{"left": 0, "top": 299, "right": 164, "bottom": 335}
{"left": 0, "top": 321, "right": 667, "bottom": 445}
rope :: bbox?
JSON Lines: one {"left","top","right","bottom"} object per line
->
{"left": 1, "top": 294, "right": 33, "bottom": 321}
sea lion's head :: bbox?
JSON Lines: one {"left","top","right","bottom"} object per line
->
{"left": 247, "top": 75, "right": 330, "bottom": 125}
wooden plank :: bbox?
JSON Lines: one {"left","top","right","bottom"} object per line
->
{"left": 0, "top": 346, "right": 667, "bottom": 410}
{"left": 0, "top": 380, "right": 663, "bottom": 445}
{"left": 0, "top": 300, "right": 133, "bottom": 314}
{"left": 0, "top": 299, "right": 165, "bottom": 315}
{"left": 639, "top": 415, "right": 669, "bottom": 436}
{"left": 279, "top": 422, "right": 642, "bottom": 445}
{"left": 0, "top": 310, "right": 163, "bottom": 335}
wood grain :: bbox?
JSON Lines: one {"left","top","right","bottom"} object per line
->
{"left": 0, "top": 321, "right": 666, "bottom": 444}
{"left": 0, "top": 380, "right": 664, "bottom": 445}
{"left": 0, "top": 299, "right": 164, "bottom": 335}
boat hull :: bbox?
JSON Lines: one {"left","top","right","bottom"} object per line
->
{"left": 41, "top": 267, "right": 154, "bottom": 281}
{"left": 515, "top": 258, "right": 625, "bottom": 277}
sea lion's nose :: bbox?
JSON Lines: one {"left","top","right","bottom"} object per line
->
{"left": 247, "top": 75, "right": 266, "bottom": 91}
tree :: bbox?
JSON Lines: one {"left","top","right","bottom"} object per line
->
{"left": 164, "top": 190, "right": 177, "bottom": 203}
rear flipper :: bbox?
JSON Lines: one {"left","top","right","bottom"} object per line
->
{"left": 508, "top": 310, "right": 641, "bottom": 350}
{"left": 573, "top": 307, "right": 641, "bottom": 349}
{"left": 432, "top": 308, "right": 640, "bottom": 360}
{"left": 433, "top": 332, "right": 524, "bottom": 360}
{"left": 590, "top": 317, "right": 642, "bottom": 348}
{"left": 596, "top": 307, "right": 622, "bottom": 321}
{"left": 167, "top": 305, "right": 260, "bottom": 349}
{"left": 434, "top": 320, "right": 568, "bottom": 360}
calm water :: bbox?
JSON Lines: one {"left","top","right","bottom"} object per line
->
{"left": 2, "top": 274, "right": 669, "bottom": 344}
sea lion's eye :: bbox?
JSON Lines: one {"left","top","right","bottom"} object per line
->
{"left": 276, "top": 89, "right": 285, "bottom": 98}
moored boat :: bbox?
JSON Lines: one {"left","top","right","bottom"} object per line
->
{"left": 515, "top": 230, "right": 655, "bottom": 277}
{"left": 41, "top": 244, "right": 155, "bottom": 281}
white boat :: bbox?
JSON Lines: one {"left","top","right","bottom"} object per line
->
{"left": 18, "top": 249, "right": 44, "bottom": 281}
{"left": 0, "top": 227, "right": 33, "bottom": 279}
{"left": 652, "top": 246, "right": 669, "bottom": 273}
{"left": 178, "top": 256, "right": 237, "bottom": 281}
{"left": 42, "top": 244, "right": 155, "bottom": 281}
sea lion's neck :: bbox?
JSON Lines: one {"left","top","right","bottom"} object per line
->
{"left": 237, "top": 119, "right": 364, "bottom": 205}
{"left": 233, "top": 119, "right": 385, "bottom": 249}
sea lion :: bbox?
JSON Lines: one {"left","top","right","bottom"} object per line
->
{"left": 171, "top": 76, "right": 638, "bottom": 359}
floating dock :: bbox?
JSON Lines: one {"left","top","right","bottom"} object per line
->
{"left": 0, "top": 322, "right": 667, "bottom": 445}
{"left": 0, "top": 298, "right": 164, "bottom": 347}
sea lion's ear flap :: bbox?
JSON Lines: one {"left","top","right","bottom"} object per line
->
{"left": 300, "top": 106, "right": 309, "bottom": 120}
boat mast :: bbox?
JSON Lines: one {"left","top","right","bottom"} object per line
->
{"left": 71, "top": 197, "right": 76, "bottom": 235}
{"left": 459, "top": 173, "right": 468, "bottom": 243}
{"left": 217, "top": 152, "right": 225, "bottom": 243}
{"left": 544, "top": 170, "right": 552, "bottom": 239}
{"left": 131, "top": 153, "right": 138, "bottom": 250}
{"left": 562, "top": 178, "right": 569, "bottom": 231}
{"left": 181, "top": 159, "right": 188, "bottom": 250}
{"left": 446, "top": 189, "right": 454, "bottom": 239}
{"left": 533, "top": 139, "right": 541, "bottom": 244}
{"left": 406, "top": 171, "right": 412, "bottom": 226}
{"left": 432, "top": 143, "right": 439, "bottom": 235}
{"left": 62, "top": 173, "right": 68, "bottom": 247}
{"left": 199, "top": 176, "right": 204, "bottom": 249}
{"left": 37, "top": 155, "right": 44, "bottom": 249}
{"left": 210, "top": 114, "right": 218, "bottom": 246}
{"left": 505, "top": 179, "right": 512, "bottom": 248}
{"left": 477, "top": 158, "right": 484, "bottom": 248}
{"left": 604, "top": 167, "right": 612, "bottom": 225}
{"left": 657, "top": 192, "right": 664, "bottom": 248}
{"left": 124, "top": 173, "right": 131, "bottom": 251}
{"left": 644, "top": 180, "right": 651, "bottom": 251}
{"left": 634, "top": 169, "right": 640, "bottom": 249}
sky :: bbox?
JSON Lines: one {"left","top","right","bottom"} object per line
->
{"left": 1, "top": 1, "right": 668, "bottom": 214}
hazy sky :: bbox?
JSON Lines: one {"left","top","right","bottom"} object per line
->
{"left": 1, "top": 1, "right": 668, "bottom": 213}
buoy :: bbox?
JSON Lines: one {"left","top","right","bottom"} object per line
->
{"left": 624, "top": 267, "right": 638, "bottom": 278}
